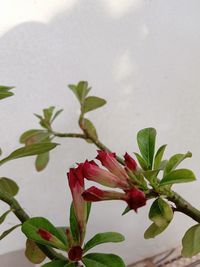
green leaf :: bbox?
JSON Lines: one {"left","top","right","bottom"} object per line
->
{"left": 160, "top": 169, "right": 196, "bottom": 186}
{"left": 122, "top": 206, "right": 131, "bottom": 216}
{"left": 86, "top": 202, "right": 92, "bottom": 222}
{"left": 0, "top": 143, "right": 58, "bottom": 166}
{"left": 35, "top": 152, "right": 50, "bottom": 171}
{"left": 51, "top": 109, "right": 63, "bottom": 123}
{"left": 164, "top": 152, "right": 192, "bottom": 176}
{"left": 0, "top": 224, "right": 21, "bottom": 240}
{"left": 42, "top": 260, "right": 69, "bottom": 267}
{"left": 0, "top": 209, "right": 12, "bottom": 224}
{"left": 144, "top": 198, "right": 173, "bottom": 239}
{"left": 84, "top": 232, "right": 125, "bottom": 253}
{"left": 134, "top": 152, "right": 148, "bottom": 170}
{"left": 22, "top": 217, "right": 67, "bottom": 250}
{"left": 83, "top": 96, "right": 106, "bottom": 113}
{"left": 144, "top": 223, "right": 167, "bottom": 239}
{"left": 43, "top": 106, "right": 55, "bottom": 122}
{"left": 68, "top": 81, "right": 90, "bottom": 104}
{"left": 182, "top": 224, "right": 200, "bottom": 257}
{"left": 149, "top": 198, "right": 173, "bottom": 227}
{"left": 0, "top": 177, "right": 19, "bottom": 196}
{"left": 83, "top": 119, "right": 98, "bottom": 143}
{"left": 0, "top": 86, "right": 14, "bottom": 100}
{"left": 25, "top": 239, "right": 46, "bottom": 264}
{"left": 137, "top": 128, "right": 156, "bottom": 169}
{"left": 154, "top": 145, "right": 167, "bottom": 170}
{"left": 20, "top": 129, "right": 49, "bottom": 145}
{"left": 83, "top": 253, "right": 125, "bottom": 267}
{"left": 142, "top": 170, "right": 158, "bottom": 182}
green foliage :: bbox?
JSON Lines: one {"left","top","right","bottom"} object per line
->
{"left": 0, "top": 143, "right": 58, "bottom": 166}
{"left": 82, "top": 253, "right": 125, "bottom": 267}
{"left": 137, "top": 128, "right": 156, "bottom": 170}
{"left": 20, "top": 129, "right": 49, "bottom": 145}
{"left": 144, "top": 198, "right": 173, "bottom": 239}
{"left": 42, "top": 260, "right": 70, "bottom": 267}
{"left": 182, "top": 224, "right": 200, "bottom": 257}
{"left": 68, "top": 81, "right": 106, "bottom": 115}
{"left": 134, "top": 152, "right": 148, "bottom": 170}
{"left": 22, "top": 217, "right": 68, "bottom": 250}
{"left": 0, "top": 177, "right": 19, "bottom": 196}
{"left": 0, "top": 86, "right": 14, "bottom": 100}
{"left": 164, "top": 152, "right": 192, "bottom": 176}
{"left": 35, "top": 152, "right": 50, "bottom": 172}
{"left": 154, "top": 145, "right": 167, "bottom": 170}
{"left": 0, "top": 224, "right": 21, "bottom": 240}
{"left": 83, "top": 96, "right": 106, "bottom": 114}
{"left": 25, "top": 239, "right": 46, "bottom": 264}
{"left": 160, "top": 169, "right": 196, "bottom": 186}
{"left": 84, "top": 232, "right": 125, "bottom": 253}
{"left": 0, "top": 209, "right": 12, "bottom": 224}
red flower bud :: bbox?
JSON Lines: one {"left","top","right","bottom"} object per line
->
{"left": 68, "top": 246, "right": 83, "bottom": 262}
{"left": 124, "top": 153, "right": 137, "bottom": 171}
{"left": 82, "top": 160, "right": 128, "bottom": 189}
{"left": 124, "top": 188, "right": 146, "bottom": 212}
{"left": 82, "top": 186, "right": 125, "bottom": 202}
{"left": 96, "top": 150, "right": 129, "bottom": 182}
{"left": 38, "top": 228, "right": 52, "bottom": 241}
{"left": 67, "top": 164, "right": 87, "bottom": 244}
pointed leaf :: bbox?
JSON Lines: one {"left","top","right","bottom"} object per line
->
{"left": 35, "top": 152, "right": 50, "bottom": 171}
{"left": 0, "top": 177, "right": 19, "bottom": 196}
{"left": 25, "top": 239, "right": 46, "bottom": 264}
{"left": 51, "top": 109, "right": 63, "bottom": 123}
{"left": 0, "top": 143, "right": 58, "bottom": 166}
{"left": 134, "top": 152, "right": 148, "bottom": 170}
{"left": 154, "top": 145, "right": 167, "bottom": 170}
{"left": 84, "top": 232, "right": 125, "bottom": 253}
{"left": 160, "top": 169, "right": 196, "bottom": 186}
{"left": 68, "top": 81, "right": 90, "bottom": 104}
{"left": 0, "top": 209, "right": 12, "bottom": 224}
{"left": 83, "top": 96, "right": 106, "bottom": 114}
{"left": 137, "top": 128, "right": 156, "bottom": 169}
{"left": 83, "top": 253, "right": 125, "bottom": 267}
{"left": 164, "top": 152, "right": 192, "bottom": 176}
{"left": 0, "top": 224, "right": 21, "bottom": 240}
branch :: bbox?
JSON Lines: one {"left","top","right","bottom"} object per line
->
{"left": 0, "top": 190, "right": 66, "bottom": 261}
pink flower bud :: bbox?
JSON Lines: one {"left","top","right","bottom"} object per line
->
{"left": 124, "top": 152, "right": 137, "bottom": 171}
{"left": 82, "top": 186, "right": 125, "bottom": 202}
{"left": 96, "top": 150, "right": 129, "bottom": 182}
{"left": 68, "top": 246, "right": 83, "bottom": 262}
{"left": 82, "top": 160, "right": 128, "bottom": 189}
{"left": 124, "top": 188, "right": 146, "bottom": 212}
{"left": 38, "top": 228, "right": 52, "bottom": 241}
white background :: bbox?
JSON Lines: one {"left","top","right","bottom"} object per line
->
{"left": 0, "top": 0, "right": 200, "bottom": 265}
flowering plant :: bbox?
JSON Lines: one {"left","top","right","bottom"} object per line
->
{"left": 0, "top": 82, "right": 200, "bottom": 266}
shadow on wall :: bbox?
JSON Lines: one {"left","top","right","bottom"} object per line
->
{"left": 0, "top": 249, "right": 33, "bottom": 266}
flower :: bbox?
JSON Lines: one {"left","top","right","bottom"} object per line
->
{"left": 96, "top": 150, "right": 129, "bottom": 181}
{"left": 82, "top": 160, "right": 128, "bottom": 189}
{"left": 68, "top": 246, "right": 83, "bottom": 262}
{"left": 82, "top": 186, "right": 146, "bottom": 212}
{"left": 124, "top": 152, "right": 137, "bottom": 171}
{"left": 124, "top": 188, "right": 146, "bottom": 212}
{"left": 82, "top": 186, "right": 125, "bottom": 201}
{"left": 67, "top": 164, "right": 87, "bottom": 244}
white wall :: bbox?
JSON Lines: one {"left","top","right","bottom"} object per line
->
{"left": 0, "top": 0, "right": 200, "bottom": 265}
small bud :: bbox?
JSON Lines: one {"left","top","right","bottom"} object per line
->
{"left": 38, "top": 228, "right": 52, "bottom": 241}
{"left": 124, "top": 153, "right": 137, "bottom": 171}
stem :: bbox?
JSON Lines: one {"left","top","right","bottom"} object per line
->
{"left": 167, "top": 191, "right": 200, "bottom": 223}
{"left": 0, "top": 190, "right": 66, "bottom": 261}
